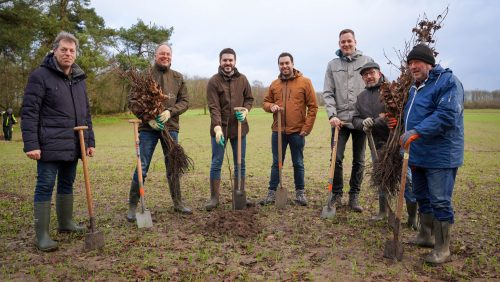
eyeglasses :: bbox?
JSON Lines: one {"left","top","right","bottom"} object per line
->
{"left": 361, "top": 69, "right": 378, "bottom": 78}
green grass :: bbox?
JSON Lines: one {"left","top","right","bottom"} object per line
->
{"left": 0, "top": 108, "right": 499, "bottom": 280}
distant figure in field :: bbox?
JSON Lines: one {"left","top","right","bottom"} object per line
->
{"left": 2, "top": 108, "right": 17, "bottom": 141}
{"left": 400, "top": 43, "right": 464, "bottom": 264}
{"left": 21, "top": 31, "right": 94, "bottom": 251}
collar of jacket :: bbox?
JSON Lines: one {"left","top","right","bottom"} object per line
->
{"left": 154, "top": 62, "right": 170, "bottom": 73}
{"left": 218, "top": 66, "right": 240, "bottom": 81}
{"left": 335, "top": 49, "right": 363, "bottom": 62}
{"left": 279, "top": 68, "right": 302, "bottom": 81}
{"left": 42, "top": 52, "right": 86, "bottom": 80}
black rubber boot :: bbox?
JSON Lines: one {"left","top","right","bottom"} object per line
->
{"left": 126, "top": 180, "right": 140, "bottom": 222}
{"left": 294, "top": 189, "right": 308, "bottom": 206}
{"left": 425, "top": 220, "right": 452, "bottom": 264}
{"left": 56, "top": 194, "right": 86, "bottom": 233}
{"left": 406, "top": 200, "right": 418, "bottom": 230}
{"left": 259, "top": 190, "right": 276, "bottom": 206}
{"left": 410, "top": 213, "right": 435, "bottom": 248}
{"left": 169, "top": 178, "right": 192, "bottom": 214}
{"left": 348, "top": 193, "right": 363, "bottom": 212}
{"left": 371, "top": 195, "right": 387, "bottom": 221}
{"left": 205, "top": 179, "right": 220, "bottom": 211}
{"left": 34, "top": 201, "right": 58, "bottom": 252}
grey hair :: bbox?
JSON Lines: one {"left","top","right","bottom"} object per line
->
{"left": 52, "top": 31, "right": 79, "bottom": 50}
{"left": 155, "top": 42, "right": 172, "bottom": 54}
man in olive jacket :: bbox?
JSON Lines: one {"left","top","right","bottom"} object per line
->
{"left": 260, "top": 52, "right": 318, "bottom": 206}
{"left": 22, "top": 31, "right": 94, "bottom": 251}
{"left": 127, "top": 43, "right": 191, "bottom": 220}
{"left": 205, "top": 48, "right": 254, "bottom": 210}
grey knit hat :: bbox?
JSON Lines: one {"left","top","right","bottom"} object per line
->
{"left": 407, "top": 44, "right": 435, "bottom": 66}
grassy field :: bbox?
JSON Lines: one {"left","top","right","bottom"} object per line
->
{"left": 0, "top": 108, "right": 499, "bottom": 281}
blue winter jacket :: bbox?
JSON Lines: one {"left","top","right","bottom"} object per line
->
{"left": 21, "top": 53, "right": 95, "bottom": 162}
{"left": 403, "top": 64, "right": 464, "bottom": 168}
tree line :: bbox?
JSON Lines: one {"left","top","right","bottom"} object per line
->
{"left": 1, "top": 1, "right": 495, "bottom": 115}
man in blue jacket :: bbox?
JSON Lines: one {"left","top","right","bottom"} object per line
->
{"left": 22, "top": 31, "right": 95, "bottom": 251}
{"left": 400, "top": 44, "right": 464, "bottom": 264}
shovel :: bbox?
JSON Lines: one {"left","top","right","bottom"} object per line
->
{"left": 366, "top": 128, "right": 396, "bottom": 225}
{"left": 74, "top": 126, "right": 105, "bottom": 251}
{"left": 233, "top": 107, "right": 247, "bottom": 210}
{"left": 275, "top": 109, "right": 287, "bottom": 209}
{"left": 383, "top": 147, "right": 411, "bottom": 261}
{"left": 129, "top": 120, "right": 153, "bottom": 229}
{"left": 321, "top": 127, "right": 339, "bottom": 219}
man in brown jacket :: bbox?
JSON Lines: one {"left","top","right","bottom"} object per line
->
{"left": 260, "top": 52, "right": 318, "bottom": 206}
{"left": 204, "top": 48, "right": 254, "bottom": 211}
{"left": 127, "top": 42, "right": 191, "bottom": 220}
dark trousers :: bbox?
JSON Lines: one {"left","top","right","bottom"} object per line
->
{"left": 331, "top": 126, "right": 366, "bottom": 195}
{"left": 3, "top": 126, "right": 12, "bottom": 140}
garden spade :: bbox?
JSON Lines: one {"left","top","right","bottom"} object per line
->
{"left": 129, "top": 120, "right": 153, "bottom": 229}
{"left": 74, "top": 126, "right": 104, "bottom": 251}
{"left": 366, "top": 128, "right": 396, "bottom": 225}
{"left": 321, "top": 127, "right": 339, "bottom": 219}
{"left": 233, "top": 107, "right": 247, "bottom": 210}
{"left": 383, "top": 147, "right": 411, "bottom": 261}
{"left": 275, "top": 109, "right": 287, "bottom": 209}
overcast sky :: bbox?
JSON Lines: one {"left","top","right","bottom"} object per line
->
{"left": 90, "top": 0, "right": 499, "bottom": 91}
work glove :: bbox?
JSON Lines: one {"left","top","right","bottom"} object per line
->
{"left": 235, "top": 108, "right": 248, "bottom": 122}
{"left": 213, "top": 125, "right": 225, "bottom": 146}
{"left": 362, "top": 117, "right": 374, "bottom": 128}
{"left": 399, "top": 129, "right": 420, "bottom": 149}
{"left": 363, "top": 126, "right": 371, "bottom": 132}
{"left": 148, "top": 118, "right": 165, "bottom": 131}
{"left": 387, "top": 117, "right": 397, "bottom": 129}
{"left": 158, "top": 110, "right": 171, "bottom": 123}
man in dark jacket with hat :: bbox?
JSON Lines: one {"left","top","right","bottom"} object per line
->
{"left": 22, "top": 31, "right": 94, "bottom": 251}
{"left": 400, "top": 43, "right": 464, "bottom": 264}
{"left": 352, "top": 62, "right": 417, "bottom": 229}
{"left": 2, "top": 108, "right": 17, "bottom": 140}
{"left": 204, "top": 48, "right": 254, "bottom": 210}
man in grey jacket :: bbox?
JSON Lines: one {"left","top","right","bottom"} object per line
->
{"left": 322, "top": 29, "right": 374, "bottom": 213}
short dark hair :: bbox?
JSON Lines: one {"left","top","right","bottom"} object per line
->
{"left": 278, "top": 52, "right": 293, "bottom": 63}
{"left": 339, "top": 29, "right": 355, "bottom": 39}
{"left": 219, "top": 48, "right": 236, "bottom": 60}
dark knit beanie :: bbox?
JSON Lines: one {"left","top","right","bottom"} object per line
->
{"left": 407, "top": 44, "right": 435, "bottom": 66}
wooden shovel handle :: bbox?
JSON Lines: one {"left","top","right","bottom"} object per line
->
{"left": 395, "top": 148, "right": 410, "bottom": 220}
{"left": 327, "top": 128, "right": 339, "bottom": 192}
{"left": 129, "top": 120, "right": 145, "bottom": 196}
{"left": 74, "top": 126, "right": 94, "bottom": 218}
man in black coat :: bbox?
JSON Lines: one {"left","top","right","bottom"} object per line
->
{"left": 2, "top": 108, "right": 17, "bottom": 140}
{"left": 352, "top": 62, "right": 417, "bottom": 229}
{"left": 21, "top": 31, "right": 95, "bottom": 251}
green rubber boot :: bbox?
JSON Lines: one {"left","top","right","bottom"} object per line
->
{"left": 34, "top": 201, "right": 58, "bottom": 252}
{"left": 371, "top": 195, "right": 388, "bottom": 221}
{"left": 410, "top": 213, "right": 435, "bottom": 248}
{"left": 205, "top": 179, "right": 220, "bottom": 211}
{"left": 406, "top": 200, "right": 418, "bottom": 230}
{"left": 126, "top": 180, "right": 140, "bottom": 222}
{"left": 425, "top": 220, "right": 452, "bottom": 264}
{"left": 56, "top": 194, "right": 86, "bottom": 233}
{"left": 169, "top": 178, "right": 192, "bottom": 214}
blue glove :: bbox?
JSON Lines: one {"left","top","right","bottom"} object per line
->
{"left": 148, "top": 118, "right": 165, "bottom": 131}
{"left": 399, "top": 129, "right": 420, "bottom": 149}
{"left": 235, "top": 108, "right": 248, "bottom": 122}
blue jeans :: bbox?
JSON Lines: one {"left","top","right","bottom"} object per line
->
{"left": 34, "top": 160, "right": 78, "bottom": 202}
{"left": 209, "top": 135, "right": 246, "bottom": 180}
{"left": 412, "top": 167, "right": 458, "bottom": 223}
{"left": 132, "top": 130, "right": 178, "bottom": 183}
{"left": 331, "top": 126, "right": 366, "bottom": 195}
{"left": 269, "top": 132, "right": 305, "bottom": 191}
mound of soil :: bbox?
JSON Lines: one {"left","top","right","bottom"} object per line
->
{"left": 203, "top": 208, "right": 262, "bottom": 238}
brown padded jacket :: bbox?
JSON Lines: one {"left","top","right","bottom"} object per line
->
{"left": 207, "top": 67, "right": 254, "bottom": 139}
{"left": 263, "top": 69, "right": 318, "bottom": 134}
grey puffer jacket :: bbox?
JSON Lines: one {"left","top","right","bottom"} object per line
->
{"left": 323, "top": 49, "right": 373, "bottom": 128}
